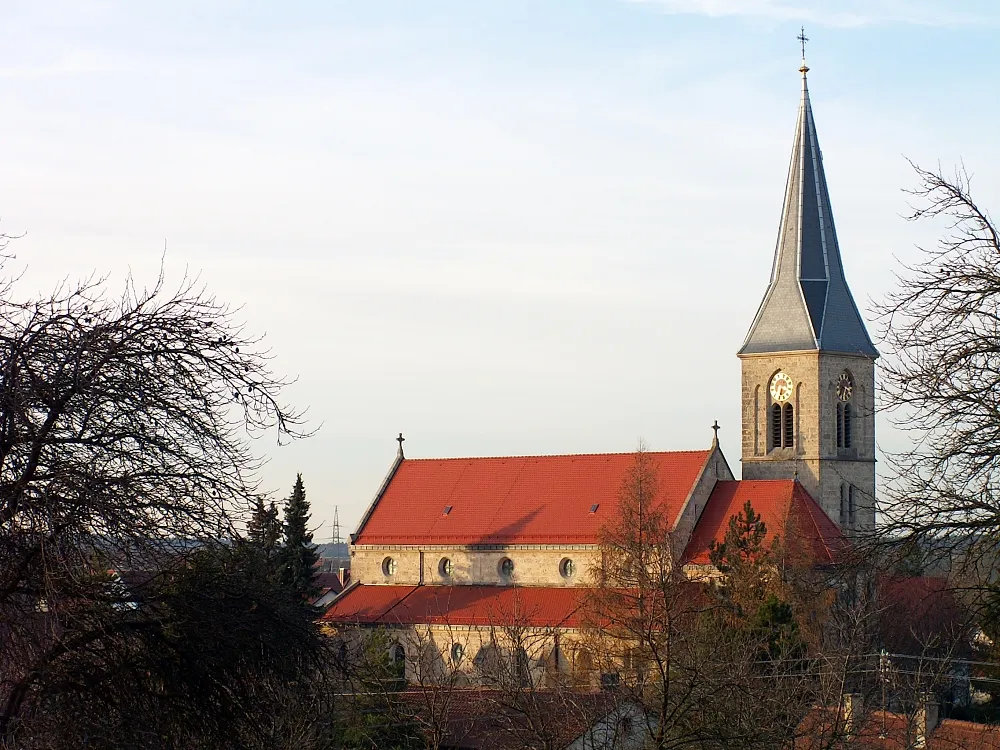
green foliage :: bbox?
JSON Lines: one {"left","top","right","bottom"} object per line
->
{"left": 22, "top": 543, "right": 323, "bottom": 749}
{"left": 331, "top": 631, "right": 422, "bottom": 750}
{"left": 706, "top": 500, "right": 806, "bottom": 669}
{"left": 248, "top": 497, "right": 282, "bottom": 560}
{"left": 279, "top": 474, "right": 320, "bottom": 599}
{"left": 709, "top": 499, "right": 768, "bottom": 576}
{"left": 751, "top": 594, "right": 804, "bottom": 665}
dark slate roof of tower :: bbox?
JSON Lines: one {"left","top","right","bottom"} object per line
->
{"left": 739, "top": 65, "right": 878, "bottom": 359}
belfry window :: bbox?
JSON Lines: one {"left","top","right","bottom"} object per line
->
{"left": 836, "top": 371, "right": 854, "bottom": 449}
{"left": 768, "top": 372, "right": 795, "bottom": 450}
{"left": 769, "top": 402, "right": 794, "bottom": 449}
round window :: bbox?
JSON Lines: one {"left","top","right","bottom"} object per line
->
{"left": 451, "top": 643, "right": 464, "bottom": 664}
{"left": 560, "top": 558, "right": 575, "bottom": 578}
{"left": 439, "top": 557, "right": 454, "bottom": 577}
{"left": 498, "top": 557, "right": 515, "bottom": 578}
{"left": 382, "top": 557, "right": 397, "bottom": 576}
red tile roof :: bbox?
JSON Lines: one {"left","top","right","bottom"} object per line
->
{"left": 322, "top": 584, "right": 590, "bottom": 628}
{"left": 682, "top": 480, "right": 846, "bottom": 565}
{"left": 398, "top": 689, "right": 621, "bottom": 750}
{"left": 797, "top": 708, "right": 1000, "bottom": 749}
{"left": 354, "top": 451, "right": 713, "bottom": 545}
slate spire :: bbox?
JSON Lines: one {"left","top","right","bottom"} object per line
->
{"left": 739, "top": 61, "right": 878, "bottom": 358}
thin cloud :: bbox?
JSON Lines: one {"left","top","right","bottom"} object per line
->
{"left": 0, "top": 52, "right": 116, "bottom": 79}
{"left": 625, "top": 0, "right": 1000, "bottom": 27}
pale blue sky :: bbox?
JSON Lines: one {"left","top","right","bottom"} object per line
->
{"left": 2, "top": 1, "right": 998, "bottom": 537}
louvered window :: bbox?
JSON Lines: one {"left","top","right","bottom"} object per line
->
{"left": 770, "top": 403, "right": 782, "bottom": 449}
{"left": 782, "top": 403, "right": 794, "bottom": 448}
{"left": 843, "top": 404, "right": 852, "bottom": 448}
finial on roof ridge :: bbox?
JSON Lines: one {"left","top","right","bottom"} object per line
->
{"left": 711, "top": 420, "right": 720, "bottom": 447}
{"left": 396, "top": 432, "right": 405, "bottom": 459}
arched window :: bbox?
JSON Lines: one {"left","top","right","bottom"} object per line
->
{"left": 848, "top": 486, "right": 856, "bottom": 526}
{"left": 390, "top": 644, "right": 406, "bottom": 680}
{"left": 516, "top": 648, "right": 531, "bottom": 687}
{"left": 837, "top": 371, "right": 854, "bottom": 450}
{"left": 770, "top": 403, "right": 782, "bottom": 449}
{"left": 770, "top": 402, "right": 795, "bottom": 449}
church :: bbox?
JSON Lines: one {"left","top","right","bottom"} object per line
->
{"left": 323, "top": 59, "right": 877, "bottom": 680}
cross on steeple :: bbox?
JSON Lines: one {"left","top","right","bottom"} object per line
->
{"left": 797, "top": 27, "right": 809, "bottom": 60}
{"left": 711, "top": 420, "right": 720, "bottom": 445}
{"left": 396, "top": 432, "right": 405, "bottom": 458}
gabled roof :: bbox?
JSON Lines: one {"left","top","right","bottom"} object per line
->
{"left": 398, "top": 689, "right": 626, "bottom": 750}
{"left": 796, "top": 707, "right": 1000, "bottom": 749}
{"left": 353, "top": 450, "right": 714, "bottom": 546}
{"left": 322, "top": 584, "right": 589, "bottom": 628}
{"left": 739, "top": 64, "right": 878, "bottom": 359}
{"left": 682, "top": 480, "right": 846, "bottom": 565}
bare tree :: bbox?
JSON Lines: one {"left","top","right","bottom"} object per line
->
{"left": 0, "top": 261, "right": 311, "bottom": 746}
{"left": 582, "top": 446, "right": 877, "bottom": 750}
{"left": 876, "top": 161, "right": 1000, "bottom": 579}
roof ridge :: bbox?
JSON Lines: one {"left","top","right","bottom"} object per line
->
{"left": 402, "top": 449, "right": 712, "bottom": 462}
{"left": 376, "top": 584, "right": 420, "bottom": 623}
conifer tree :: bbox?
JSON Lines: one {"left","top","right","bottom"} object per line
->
{"left": 280, "top": 474, "right": 319, "bottom": 598}
{"left": 709, "top": 499, "right": 772, "bottom": 606}
{"left": 248, "top": 496, "right": 282, "bottom": 560}
{"left": 709, "top": 500, "right": 768, "bottom": 574}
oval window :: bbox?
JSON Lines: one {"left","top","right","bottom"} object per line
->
{"left": 498, "top": 557, "right": 515, "bottom": 578}
{"left": 382, "top": 557, "right": 397, "bottom": 576}
{"left": 439, "top": 557, "right": 454, "bottom": 577}
{"left": 451, "top": 643, "right": 464, "bottom": 664}
{"left": 560, "top": 558, "right": 575, "bottom": 578}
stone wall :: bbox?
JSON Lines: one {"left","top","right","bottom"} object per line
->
{"left": 740, "top": 350, "right": 876, "bottom": 531}
{"left": 335, "top": 622, "right": 599, "bottom": 687}
{"left": 351, "top": 545, "right": 602, "bottom": 587}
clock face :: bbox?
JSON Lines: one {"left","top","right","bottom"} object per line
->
{"left": 837, "top": 372, "right": 854, "bottom": 402}
{"left": 770, "top": 372, "right": 794, "bottom": 402}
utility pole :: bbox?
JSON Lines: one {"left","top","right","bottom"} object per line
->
{"left": 332, "top": 506, "right": 342, "bottom": 545}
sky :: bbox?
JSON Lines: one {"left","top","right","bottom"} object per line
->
{"left": 1, "top": 1, "right": 998, "bottom": 539}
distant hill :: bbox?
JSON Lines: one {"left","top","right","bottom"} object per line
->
{"left": 315, "top": 542, "right": 349, "bottom": 560}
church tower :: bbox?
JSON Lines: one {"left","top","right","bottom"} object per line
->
{"left": 738, "top": 56, "right": 878, "bottom": 532}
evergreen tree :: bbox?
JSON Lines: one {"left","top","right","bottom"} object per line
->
{"left": 708, "top": 499, "right": 769, "bottom": 577}
{"left": 248, "top": 496, "right": 282, "bottom": 560}
{"left": 280, "top": 474, "right": 320, "bottom": 598}
{"left": 709, "top": 499, "right": 776, "bottom": 616}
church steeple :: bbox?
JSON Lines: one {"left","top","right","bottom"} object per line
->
{"left": 739, "top": 45, "right": 877, "bottom": 533}
{"left": 739, "top": 58, "right": 878, "bottom": 358}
